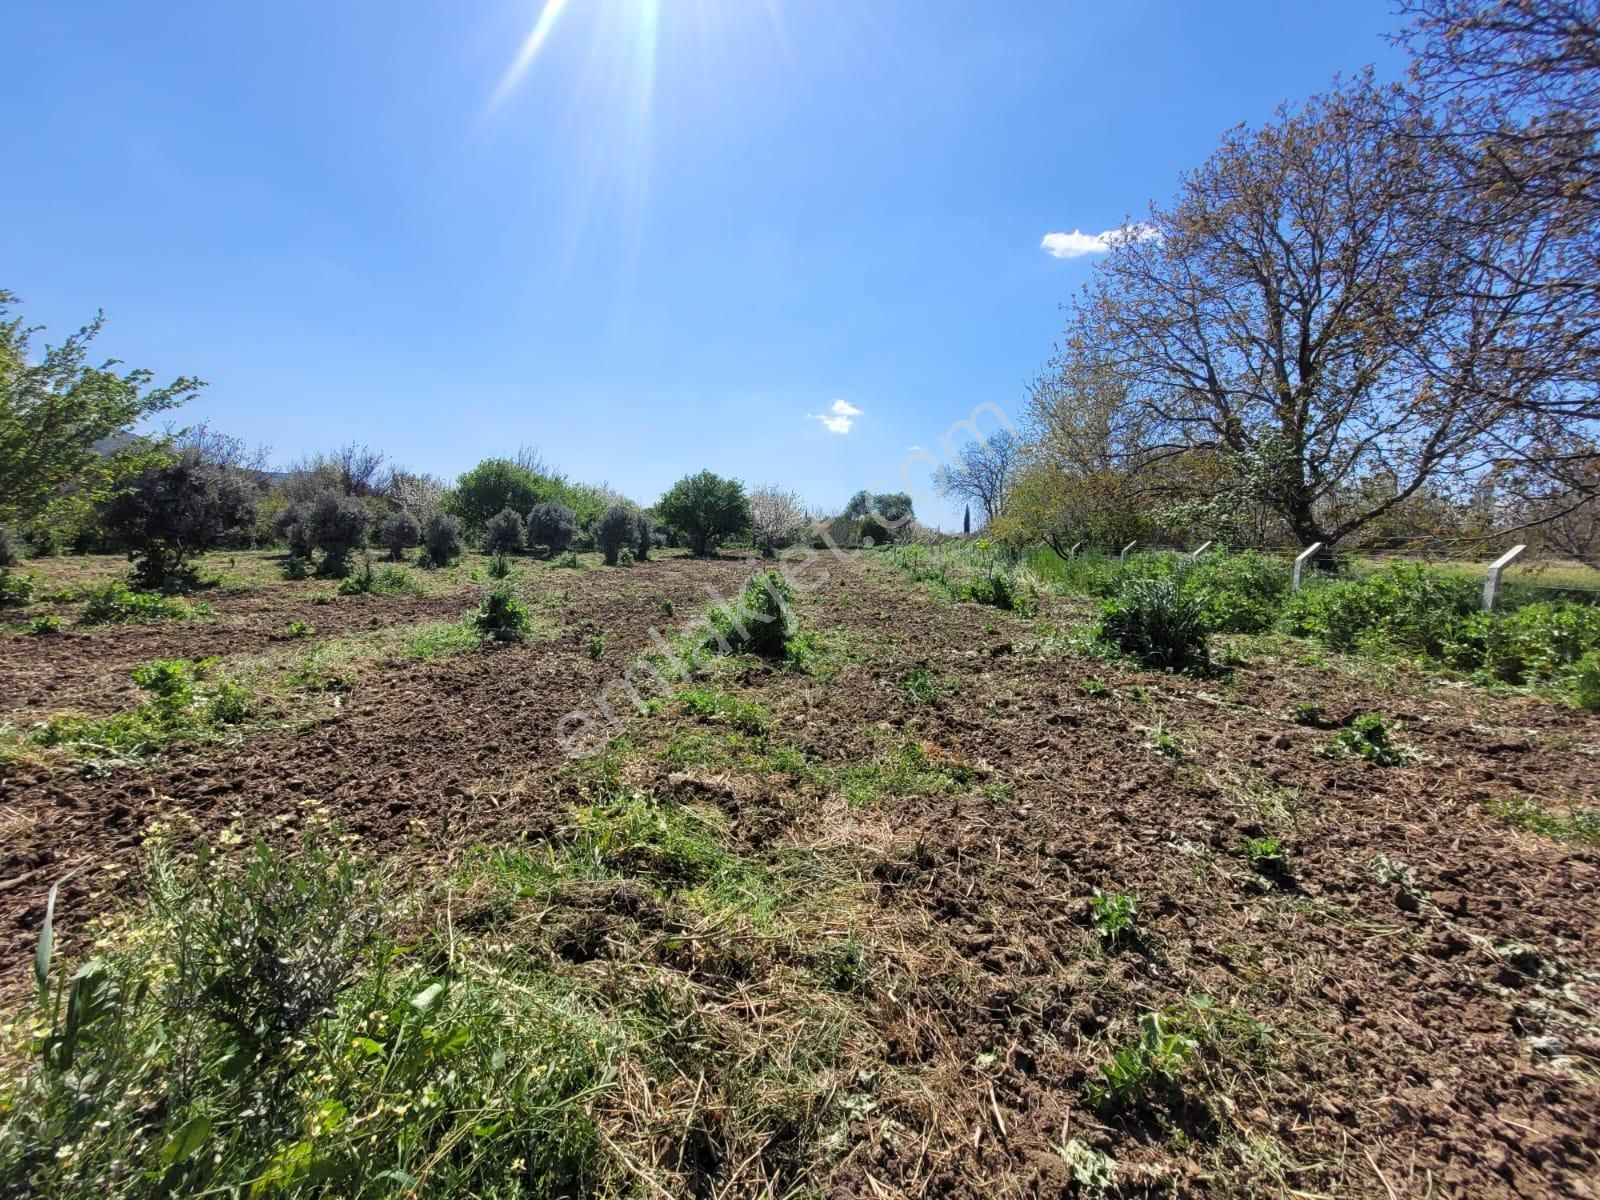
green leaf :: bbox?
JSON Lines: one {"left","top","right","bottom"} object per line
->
{"left": 410, "top": 982, "right": 445, "bottom": 1014}
{"left": 162, "top": 1115, "right": 211, "bottom": 1165}
{"left": 351, "top": 1036, "right": 385, "bottom": 1057}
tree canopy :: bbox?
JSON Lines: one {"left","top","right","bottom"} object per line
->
{"left": 656, "top": 470, "right": 750, "bottom": 557}
{"left": 0, "top": 290, "right": 202, "bottom": 527}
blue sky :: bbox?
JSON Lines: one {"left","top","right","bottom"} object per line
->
{"left": 3, "top": 0, "right": 1407, "bottom": 528}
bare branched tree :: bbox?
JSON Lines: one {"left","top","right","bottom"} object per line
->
{"left": 932, "top": 429, "right": 1021, "bottom": 524}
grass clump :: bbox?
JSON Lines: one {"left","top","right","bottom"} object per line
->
{"left": 680, "top": 686, "right": 771, "bottom": 736}
{"left": 838, "top": 739, "right": 976, "bottom": 806}
{"left": 903, "top": 666, "right": 952, "bottom": 705}
{"left": 1, "top": 835, "right": 616, "bottom": 1200}
{"left": 338, "top": 560, "right": 424, "bottom": 597}
{"left": 1097, "top": 576, "right": 1210, "bottom": 672}
{"left": 1487, "top": 796, "right": 1600, "bottom": 846}
{"left": 78, "top": 581, "right": 198, "bottom": 626}
{"left": 1321, "top": 712, "right": 1414, "bottom": 766}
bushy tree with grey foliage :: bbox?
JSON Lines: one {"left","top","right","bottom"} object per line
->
{"left": 420, "top": 511, "right": 462, "bottom": 568}
{"left": 484, "top": 507, "right": 525, "bottom": 554}
{"left": 378, "top": 509, "right": 421, "bottom": 560}
{"left": 101, "top": 449, "right": 259, "bottom": 590}
{"left": 525, "top": 501, "right": 576, "bottom": 556}
{"left": 595, "top": 504, "right": 637, "bottom": 566}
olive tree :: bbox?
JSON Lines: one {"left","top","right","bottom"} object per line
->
{"left": 656, "top": 470, "right": 750, "bottom": 558}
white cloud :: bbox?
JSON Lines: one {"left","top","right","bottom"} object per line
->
{"left": 809, "top": 398, "right": 862, "bottom": 434}
{"left": 1039, "top": 223, "right": 1158, "bottom": 259}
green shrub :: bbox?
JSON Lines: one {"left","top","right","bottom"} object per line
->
{"left": 705, "top": 571, "right": 797, "bottom": 659}
{"left": 595, "top": 505, "right": 637, "bottom": 566}
{"left": 486, "top": 551, "right": 515, "bottom": 579}
{"left": 0, "top": 526, "right": 23, "bottom": 567}
{"left": 286, "top": 619, "right": 314, "bottom": 637}
{"left": 554, "top": 550, "right": 582, "bottom": 569}
{"left": 30, "top": 658, "right": 250, "bottom": 760}
{"left": 420, "top": 511, "right": 462, "bottom": 569}
{"left": 27, "top": 614, "right": 62, "bottom": 635}
{"left": 471, "top": 585, "right": 533, "bottom": 644}
{"left": 526, "top": 501, "right": 577, "bottom": 556}
{"left": 1567, "top": 651, "right": 1600, "bottom": 712}
{"left": 280, "top": 554, "right": 311, "bottom": 580}
{"left": 484, "top": 507, "right": 525, "bottom": 555}
{"left": 378, "top": 509, "right": 421, "bottom": 560}
{"left": 336, "top": 558, "right": 377, "bottom": 595}
{"left": 1181, "top": 550, "right": 1289, "bottom": 633}
{"left": 1281, "top": 562, "right": 1477, "bottom": 656}
{"left": 78, "top": 582, "right": 192, "bottom": 626}
{"left": 1097, "top": 576, "right": 1210, "bottom": 672}
{"left": 0, "top": 569, "right": 36, "bottom": 608}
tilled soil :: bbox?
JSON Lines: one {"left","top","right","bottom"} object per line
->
{"left": 2, "top": 552, "right": 1597, "bottom": 1197}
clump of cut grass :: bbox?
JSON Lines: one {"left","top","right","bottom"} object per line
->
{"left": 1321, "top": 712, "right": 1414, "bottom": 766}
{"left": 838, "top": 739, "right": 977, "bottom": 806}
{"left": 903, "top": 666, "right": 951, "bottom": 705}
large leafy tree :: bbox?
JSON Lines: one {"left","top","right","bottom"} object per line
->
{"left": 0, "top": 290, "right": 202, "bottom": 527}
{"left": 656, "top": 470, "right": 750, "bottom": 557}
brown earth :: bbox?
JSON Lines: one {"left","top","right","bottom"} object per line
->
{"left": 2, "top": 551, "right": 1598, "bottom": 1197}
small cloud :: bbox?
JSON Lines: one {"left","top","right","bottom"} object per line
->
{"left": 908, "top": 444, "right": 925, "bottom": 452}
{"left": 1039, "top": 223, "right": 1158, "bottom": 259}
{"left": 809, "top": 398, "right": 862, "bottom": 434}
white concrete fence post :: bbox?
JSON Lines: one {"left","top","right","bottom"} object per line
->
{"left": 1191, "top": 540, "right": 1213, "bottom": 560}
{"left": 1069, "top": 541, "right": 1084, "bottom": 557}
{"left": 1482, "top": 545, "right": 1526, "bottom": 611}
{"left": 1291, "top": 542, "right": 1324, "bottom": 593}
{"left": 1120, "top": 541, "right": 1137, "bottom": 564}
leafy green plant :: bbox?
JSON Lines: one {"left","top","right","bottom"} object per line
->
{"left": 1321, "top": 712, "right": 1414, "bottom": 766}
{"left": 26, "top": 614, "right": 61, "bottom": 635}
{"left": 1571, "top": 650, "right": 1600, "bottom": 712}
{"left": 29, "top": 658, "right": 251, "bottom": 761}
{"left": 336, "top": 557, "right": 377, "bottom": 595}
{"left": 1097, "top": 576, "right": 1210, "bottom": 672}
{"left": 553, "top": 549, "right": 582, "bottom": 569}
{"left": 486, "top": 551, "right": 515, "bottom": 579}
{"left": 587, "top": 632, "right": 606, "bottom": 660}
{"left": 286, "top": 619, "right": 315, "bottom": 637}
{"left": 1281, "top": 561, "right": 1477, "bottom": 657}
{"left": 1080, "top": 675, "right": 1110, "bottom": 697}
{"left": 1239, "top": 835, "right": 1288, "bottom": 875}
{"left": 471, "top": 585, "right": 533, "bottom": 644}
{"left": 1, "top": 569, "right": 38, "bottom": 608}
{"left": 658, "top": 598, "right": 675, "bottom": 618}
{"left": 1289, "top": 701, "right": 1325, "bottom": 726}
{"left": 280, "top": 554, "right": 311, "bottom": 580}
{"left": 1089, "top": 889, "right": 1139, "bottom": 947}
{"left": 78, "top": 581, "right": 194, "bottom": 626}
{"left": 1085, "top": 1011, "right": 1197, "bottom": 1112}
{"left": 1180, "top": 550, "right": 1290, "bottom": 633}
{"left": 680, "top": 687, "right": 770, "bottom": 735}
